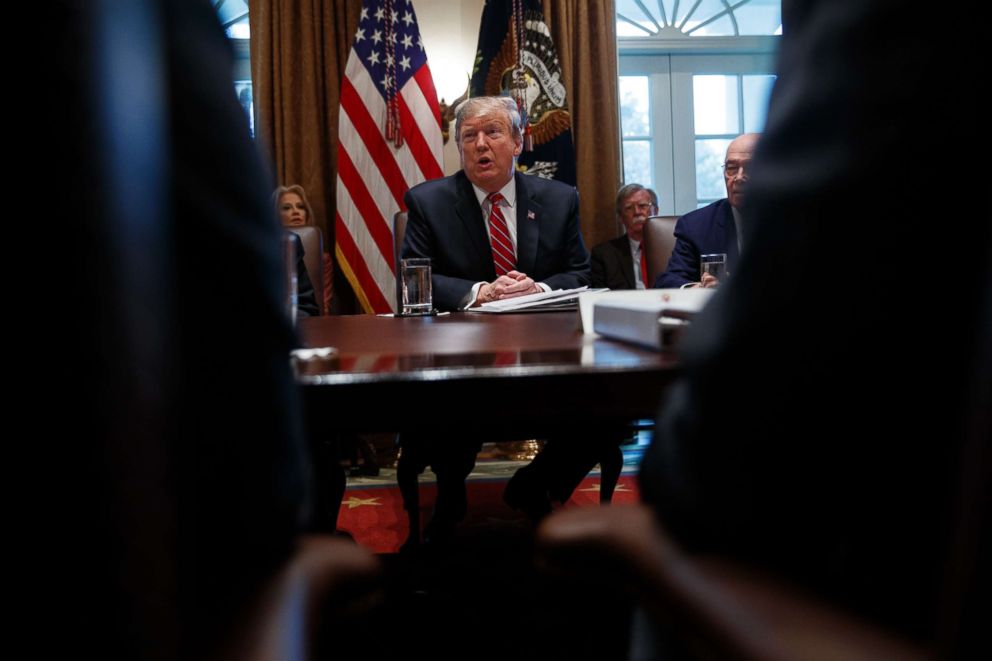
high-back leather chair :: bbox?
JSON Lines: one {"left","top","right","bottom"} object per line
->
{"left": 287, "top": 226, "right": 324, "bottom": 315}
{"left": 393, "top": 211, "right": 409, "bottom": 312}
{"left": 642, "top": 215, "right": 678, "bottom": 287}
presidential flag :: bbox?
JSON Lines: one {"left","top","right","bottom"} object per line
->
{"left": 336, "top": 0, "right": 444, "bottom": 314}
{"left": 470, "top": 0, "right": 576, "bottom": 185}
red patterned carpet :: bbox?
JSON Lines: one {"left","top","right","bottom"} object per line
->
{"left": 329, "top": 470, "right": 644, "bottom": 660}
{"left": 339, "top": 473, "right": 641, "bottom": 553}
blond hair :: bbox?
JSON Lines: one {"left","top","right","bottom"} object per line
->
{"left": 272, "top": 185, "right": 315, "bottom": 226}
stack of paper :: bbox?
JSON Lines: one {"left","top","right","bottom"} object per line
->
{"left": 472, "top": 286, "right": 600, "bottom": 313}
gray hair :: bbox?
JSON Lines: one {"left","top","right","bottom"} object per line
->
{"left": 615, "top": 183, "right": 658, "bottom": 216}
{"left": 454, "top": 96, "right": 522, "bottom": 144}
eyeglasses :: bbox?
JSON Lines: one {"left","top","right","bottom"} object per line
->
{"left": 723, "top": 160, "right": 752, "bottom": 177}
{"left": 623, "top": 202, "right": 655, "bottom": 213}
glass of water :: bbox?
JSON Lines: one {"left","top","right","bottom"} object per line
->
{"left": 700, "top": 253, "right": 727, "bottom": 286}
{"left": 400, "top": 258, "right": 432, "bottom": 315}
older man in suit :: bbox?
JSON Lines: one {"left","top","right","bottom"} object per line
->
{"left": 654, "top": 133, "right": 759, "bottom": 289}
{"left": 400, "top": 96, "right": 596, "bottom": 544}
{"left": 590, "top": 184, "right": 658, "bottom": 289}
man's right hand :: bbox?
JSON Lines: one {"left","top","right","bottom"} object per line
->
{"left": 474, "top": 273, "right": 541, "bottom": 305}
{"left": 698, "top": 273, "right": 720, "bottom": 289}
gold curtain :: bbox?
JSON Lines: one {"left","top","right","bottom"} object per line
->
{"left": 249, "top": 0, "right": 362, "bottom": 269}
{"left": 542, "top": 0, "right": 622, "bottom": 249}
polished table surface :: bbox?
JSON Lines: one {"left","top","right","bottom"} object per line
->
{"left": 296, "top": 311, "right": 680, "bottom": 436}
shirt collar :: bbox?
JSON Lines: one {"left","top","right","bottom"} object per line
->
{"left": 472, "top": 176, "right": 517, "bottom": 209}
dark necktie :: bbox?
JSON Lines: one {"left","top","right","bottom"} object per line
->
{"left": 487, "top": 192, "right": 515, "bottom": 277}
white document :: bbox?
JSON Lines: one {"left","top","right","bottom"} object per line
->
{"left": 471, "top": 286, "right": 598, "bottom": 313}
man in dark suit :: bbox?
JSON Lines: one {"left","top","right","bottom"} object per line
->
{"left": 399, "top": 96, "right": 595, "bottom": 544}
{"left": 640, "top": 0, "right": 985, "bottom": 643}
{"left": 402, "top": 98, "right": 589, "bottom": 310}
{"left": 590, "top": 184, "right": 658, "bottom": 290}
{"left": 654, "top": 133, "right": 758, "bottom": 288}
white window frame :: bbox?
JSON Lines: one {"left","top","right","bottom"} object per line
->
{"left": 619, "top": 36, "right": 778, "bottom": 216}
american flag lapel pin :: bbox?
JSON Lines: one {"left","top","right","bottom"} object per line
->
{"left": 527, "top": 210, "right": 536, "bottom": 220}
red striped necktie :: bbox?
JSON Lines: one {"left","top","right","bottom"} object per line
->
{"left": 487, "top": 192, "right": 515, "bottom": 277}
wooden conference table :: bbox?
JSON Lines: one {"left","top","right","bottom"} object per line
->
{"left": 296, "top": 311, "right": 680, "bottom": 439}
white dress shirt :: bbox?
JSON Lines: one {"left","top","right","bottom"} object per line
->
{"left": 627, "top": 235, "right": 647, "bottom": 290}
{"left": 462, "top": 178, "right": 550, "bottom": 308}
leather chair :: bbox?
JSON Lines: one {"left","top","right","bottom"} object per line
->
{"left": 393, "top": 211, "right": 409, "bottom": 312}
{"left": 642, "top": 215, "right": 678, "bottom": 287}
{"left": 288, "top": 225, "right": 324, "bottom": 314}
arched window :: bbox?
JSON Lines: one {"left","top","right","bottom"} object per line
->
{"left": 616, "top": 1, "right": 781, "bottom": 214}
{"left": 616, "top": 0, "right": 781, "bottom": 37}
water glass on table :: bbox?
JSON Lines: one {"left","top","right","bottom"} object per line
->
{"left": 700, "top": 253, "right": 727, "bottom": 288}
{"left": 400, "top": 258, "right": 432, "bottom": 315}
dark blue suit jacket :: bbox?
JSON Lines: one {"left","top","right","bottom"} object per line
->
{"left": 401, "top": 170, "right": 590, "bottom": 310}
{"left": 653, "top": 198, "right": 739, "bottom": 288}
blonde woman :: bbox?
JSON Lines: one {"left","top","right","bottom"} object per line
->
{"left": 273, "top": 185, "right": 333, "bottom": 314}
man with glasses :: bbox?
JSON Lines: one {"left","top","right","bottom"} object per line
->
{"left": 591, "top": 184, "right": 659, "bottom": 289}
{"left": 654, "top": 133, "right": 759, "bottom": 288}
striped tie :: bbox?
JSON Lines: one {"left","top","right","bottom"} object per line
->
{"left": 487, "top": 192, "right": 515, "bottom": 277}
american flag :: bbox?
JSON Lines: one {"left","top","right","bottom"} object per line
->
{"left": 335, "top": 0, "right": 443, "bottom": 313}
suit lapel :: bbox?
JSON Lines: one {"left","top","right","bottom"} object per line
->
{"left": 616, "top": 235, "right": 636, "bottom": 289}
{"left": 515, "top": 172, "right": 540, "bottom": 275}
{"left": 453, "top": 172, "right": 496, "bottom": 278}
{"left": 719, "top": 201, "right": 740, "bottom": 272}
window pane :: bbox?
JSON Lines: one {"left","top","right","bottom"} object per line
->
{"left": 686, "top": 7, "right": 735, "bottom": 36}
{"left": 695, "top": 138, "right": 731, "bottom": 201}
{"left": 620, "top": 76, "right": 651, "bottom": 137}
{"left": 616, "top": 0, "right": 655, "bottom": 35}
{"left": 616, "top": 20, "right": 653, "bottom": 37}
{"left": 734, "top": 0, "right": 783, "bottom": 35}
{"left": 214, "top": 0, "right": 250, "bottom": 37}
{"left": 743, "top": 75, "right": 775, "bottom": 133}
{"left": 235, "top": 81, "right": 254, "bottom": 139}
{"left": 693, "top": 75, "right": 739, "bottom": 135}
{"left": 615, "top": 1, "right": 783, "bottom": 38}
{"left": 623, "top": 140, "right": 654, "bottom": 190}
{"left": 226, "top": 20, "right": 250, "bottom": 39}
{"left": 680, "top": 0, "right": 725, "bottom": 31}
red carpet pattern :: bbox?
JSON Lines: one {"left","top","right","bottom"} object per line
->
{"left": 339, "top": 474, "right": 641, "bottom": 553}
